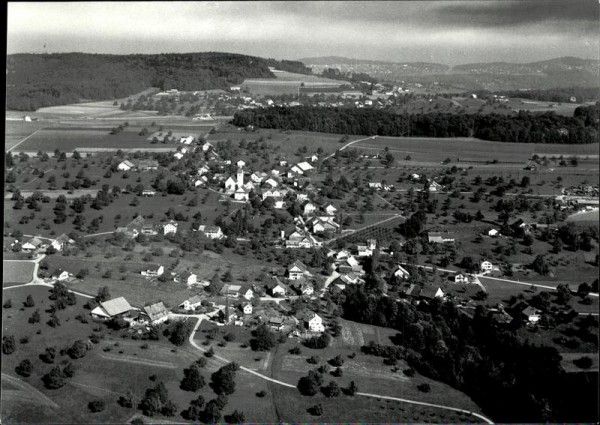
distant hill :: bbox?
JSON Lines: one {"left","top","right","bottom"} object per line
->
{"left": 6, "top": 52, "right": 311, "bottom": 111}
{"left": 453, "top": 56, "right": 600, "bottom": 74}
{"left": 299, "top": 55, "right": 599, "bottom": 91}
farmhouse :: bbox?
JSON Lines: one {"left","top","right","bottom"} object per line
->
{"left": 51, "top": 269, "right": 70, "bottom": 281}
{"left": 221, "top": 284, "right": 242, "bottom": 299}
{"left": 269, "top": 316, "right": 285, "bottom": 331}
{"left": 428, "top": 232, "right": 455, "bottom": 244}
{"left": 22, "top": 237, "right": 44, "bottom": 251}
{"left": 91, "top": 297, "right": 133, "bottom": 320}
{"left": 488, "top": 229, "right": 500, "bottom": 237}
{"left": 291, "top": 161, "right": 314, "bottom": 175}
{"left": 179, "top": 295, "right": 203, "bottom": 311}
{"left": 51, "top": 234, "right": 75, "bottom": 251}
{"left": 302, "top": 201, "right": 317, "bottom": 216}
{"left": 142, "top": 187, "right": 156, "bottom": 197}
{"left": 141, "top": 264, "right": 164, "bottom": 277}
{"left": 428, "top": 181, "right": 443, "bottom": 192}
{"left": 521, "top": 306, "right": 542, "bottom": 323}
{"left": 143, "top": 302, "right": 170, "bottom": 325}
{"left": 117, "top": 160, "right": 134, "bottom": 171}
{"left": 116, "top": 216, "right": 145, "bottom": 239}
{"left": 288, "top": 260, "right": 312, "bottom": 280}
{"left": 198, "top": 225, "right": 224, "bottom": 239}
{"left": 138, "top": 160, "right": 158, "bottom": 171}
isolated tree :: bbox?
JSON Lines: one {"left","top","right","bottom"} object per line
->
{"left": 16, "top": 359, "right": 33, "bottom": 377}
{"left": 24, "top": 294, "right": 35, "bottom": 307}
{"left": 532, "top": 255, "right": 550, "bottom": 276}
{"left": 68, "top": 340, "right": 89, "bottom": 359}
{"left": 2, "top": 335, "right": 16, "bottom": 355}
{"left": 88, "top": 400, "right": 105, "bottom": 413}
{"left": 250, "top": 323, "right": 278, "bottom": 351}
{"left": 346, "top": 380, "right": 359, "bottom": 395}
{"left": 322, "top": 380, "right": 340, "bottom": 398}
{"left": 556, "top": 284, "right": 572, "bottom": 305}
{"left": 43, "top": 366, "right": 67, "bottom": 389}
{"left": 180, "top": 364, "right": 206, "bottom": 391}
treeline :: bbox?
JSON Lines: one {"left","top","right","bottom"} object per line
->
{"left": 233, "top": 105, "right": 599, "bottom": 144}
{"left": 6, "top": 52, "right": 293, "bottom": 110}
{"left": 264, "top": 58, "right": 312, "bottom": 75}
{"left": 473, "top": 86, "right": 599, "bottom": 103}
{"left": 339, "top": 285, "right": 598, "bottom": 422}
{"left": 321, "top": 67, "right": 377, "bottom": 84}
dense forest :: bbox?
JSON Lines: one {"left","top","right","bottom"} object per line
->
{"left": 6, "top": 53, "right": 307, "bottom": 110}
{"left": 233, "top": 105, "right": 599, "bottom": 144}
{"left": 338, "top": 284, "right": 598, "bottom": 422}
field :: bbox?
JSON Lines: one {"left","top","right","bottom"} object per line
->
{"left": 3, "top": 261, "right": 35, "bottom": 286}
{"left": 352, "top": 135, "right": 600, "bottom": 165}
{"left": 242, "top": 70, "right": 347, "bottom": 96}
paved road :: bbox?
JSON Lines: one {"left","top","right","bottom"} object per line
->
{"left": 180, "top": 315, "right": 493, "bottom": 423}
{"left": 325, "top": 213, "right": 404, "bottom": 245}
{"left": 324, "top": 136, "right": 377, "bottom": 161}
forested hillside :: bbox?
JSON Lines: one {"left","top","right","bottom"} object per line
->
{"left": 6, "top": 52, "right": 301, "bottom": 110}
{"left": 233, "top": 105, "right": 599, "bottom": 144}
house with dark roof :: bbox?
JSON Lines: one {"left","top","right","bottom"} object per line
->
{"left": 143, "top": 302, "right": 170, "bottom": 325}
{"left": 288, "top": 260, "right": 312, "bottom": 280}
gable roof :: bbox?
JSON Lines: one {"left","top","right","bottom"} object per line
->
{"left": 143, "top": 302, "right": 169, "bottom": 322}
{"left": 101, "top": 297, "right": 133, "bottom": 316}
{"left": 182, "top": 295, "right": 203, "bottom": 305}
{"left": 289, "top": 260, "right": 309, "bottom": 273}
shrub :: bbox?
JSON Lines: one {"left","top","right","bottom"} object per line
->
{"left": 43, "top": 366, "right": 67, "bottom": 389}
{"left": 573, "top": 356, "right": 593, "bottom": 369}
{"left": 3, "top": 299, "right": 12, "bottom": 309}
{"left": 307, "top": 355, "right": 320, "bottom": 364}
{"left": 180, "top": 364, "right": 206, "bottom": 391}
{"left": 289, "top": 346, "right": 302, "bottom": 355}
{"left": 308, "top": 403, "right": 323, "bottom": 416}
{"left": 329, "top": 354, "right": 344, "bottom": 367}
{"left": 417, "top": 383, "right": 431, "bottom": 393}
{"left": 256, "top": 390, "right": 267, "bottom": 397}
{"left": 322, "top": 381, "right": 340, "bottom": 398}
{"left": 68, "top": 340, "right": 89, "bottom": 359}
{"left": 24, "top": 295, "right": 35, "bottom": 307}
{"left": 88, "top": 400, "right": 105, "bottom": 413}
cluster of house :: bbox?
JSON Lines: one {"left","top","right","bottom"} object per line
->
{"left": 115, "top": 215, "right": 224, "bottom": 242}
{"left": 117, "top": 159, "right": 159, "bottom": 172}
{"left": 18, "top": 233, "right": 76, "bottom": 254}
{"left": 90, "top": 297, "right": 171, "bottom": 326}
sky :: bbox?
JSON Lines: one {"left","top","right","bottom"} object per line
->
{"left": 6, "top": 1, "right": 599, "bottom": 65}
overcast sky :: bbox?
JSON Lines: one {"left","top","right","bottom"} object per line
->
{"left": 7, "top": 1, "right": 599, "bottom": 65}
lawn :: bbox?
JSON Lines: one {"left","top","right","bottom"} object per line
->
{"left": 3, "top": 261, "right": 35, "bottom": 285}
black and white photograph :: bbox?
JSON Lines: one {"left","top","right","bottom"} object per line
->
{"left": 3, "top": 1, "right": 599, "bottom": 423}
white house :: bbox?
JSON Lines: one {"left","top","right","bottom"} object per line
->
{"left": 394, "top": 265, "right": 410, "bottom": 280}
{"left": 142, "top": 188, "right": 156, "bottom": 197}
{"left": 162, "top": 220, "right": 178, "bottom": 235}
{"left": 242, "top": 303, "right": 253, "bottom": 315}
{"left": 174, "top": 152, "right": 184, "bottom": 160}
{"left": 322, "top": 203, "right": 337, "bottom": 216}
{"left": 480, "top": 260, "right": 493, "bottom": 273}
{"left": 198, "top": 165, "right": 210, "bottom": 175}
{"left": 297, "top": 311, "right": 325, "bottom": 333}
{"left": 251, "top": 171, "right": 268, "bottom": 183}
{"left": 240, "top": 286, "right": 254, "bottom": 300}
{"left": 522, "top": 306, "right": 542, "bottom": 323}
{"left": 117, "top": 160, "right": 134, "bottom": 171}
{"left": 357, "top": 244, "right": 373, "bottom": 257}
{"left": 198, "top": 225, "right": 224, "bottom": 240}
{"left": 143, "top": 302, "right": 170, "bottom": 325}
{"left": 302, "top": 201, "right": 317, "bottom": 216}
{"left": 141, "top": 264, "right": 164, "bottom": 277}
{"left": 180, "top": 135, "right": 194, "bottom": 145}
{"left": 179, "top": 295, "right": 203, "bottom": 311}
{"left": 176, "top": 271, "right": 197, "bottom": 286}
{"left": 201, "top": 141, "right": 214, "bottom": 152}
{"left": 428, "top": 181, "right": 443, "bottom": 192}
{"left": 488, "top": 229, "right": 500, "bottom": 237}
{"left": 263, "top": 177, "right": 279, "bottom": 188}
{"left": 288, "top": 260, "right": 312, "bottom": 280}
{"left": 51, "top": 269, "right": 70, "bottom": 281}
{"left": 267, "top": 278, "right": 287, "bottom": 297}
{"left": 22, "top": 237, "right": 43, "bottom": 251}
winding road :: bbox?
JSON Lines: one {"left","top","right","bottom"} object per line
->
{"left": 178, "top": 313, "right": 494, "bottom": 423}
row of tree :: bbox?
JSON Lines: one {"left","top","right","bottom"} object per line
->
{"left": 232, "top": 105, "right": 599, "bottom": 144}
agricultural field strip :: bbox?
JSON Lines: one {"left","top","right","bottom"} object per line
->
{"left": 183, "top": 316, "right": 493, "bottom": 423}
{"left": 480, "top": 276, "right": 599, "bottom": 297}
{"left": 7, "top": 127, "right": 45, "bottom": 152}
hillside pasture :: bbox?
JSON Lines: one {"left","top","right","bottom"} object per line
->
{"left": 5, "top": 120, "right": 48, "bottom": 151}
